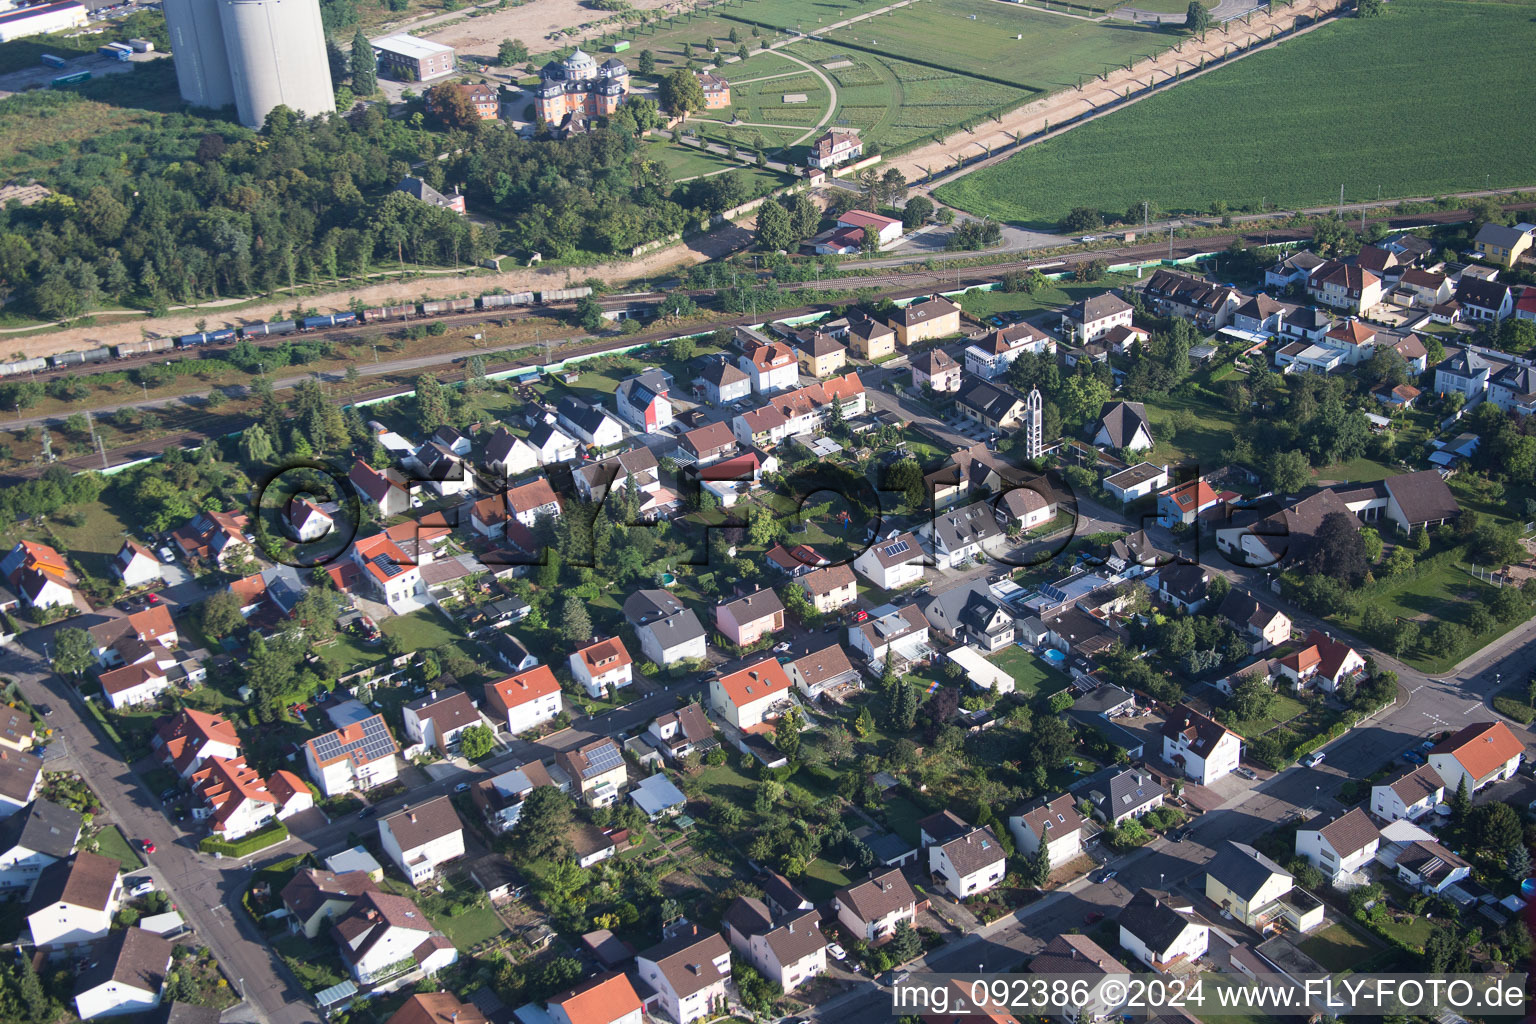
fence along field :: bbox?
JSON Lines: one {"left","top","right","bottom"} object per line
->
{"left": 934, "top": 0, "right": 1536, "bottom": 228}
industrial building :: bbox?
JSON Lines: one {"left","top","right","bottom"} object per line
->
{"left": 162, "top": 0, "right": 334, "bottom": 127}
{"left": 0, "top": 1, "right": 86, "bottom": 42}
{"left": 373, "top": 33, "right": 456, "bottom": 82}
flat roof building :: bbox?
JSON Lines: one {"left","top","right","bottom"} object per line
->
{"left": 373, "top": 33, "right": 456, "bottom": 82}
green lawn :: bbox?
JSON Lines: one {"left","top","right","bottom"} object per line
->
{"left": 955, "top": 274, "right": 1139, "bottom": 320}
{"left": 3, "top": 500, "right": 136, "bottom": 585}
{"left": 1297, "top": 920, "right": 1380, "bottom": 973}
{"left": 1141, "top": 390, "right": 1245, "bottom": 471}
{"left": 989, "top": 645, "right": 1052, "bottom": 697}
{"left": 273, "top": 933, "right": 348, "bottom": 992}
{"left": 92, "top": 825, "right": 144, "bottom": 871}
{"left": 882, "top": 793, "right": 926, "bottom": 844}
{"left": 937, "top": 0, "right": 1536, "bottom": 227}
{"left": 695, "top": 762, "right": 761, "bottom": 811}
{"left": 1221, "top": 692, "right": 1306, "bottom": 740}
{"left": 798, "top": 856, "right": 853, "bottom": 902}
{"left": 1386, "top": 912, "right": 1435, "bottom": 953}
{"left": 381, "top": 608, "right": 461, "bottom": 652}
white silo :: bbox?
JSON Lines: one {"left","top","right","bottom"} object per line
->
{"left": 162, "top": 0, "right": 236, "bottom": 111}
{"left": 219, "top": 0, "right": 335, "bottom": 128}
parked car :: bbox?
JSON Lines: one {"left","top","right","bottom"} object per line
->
{"left": 1301, "top": 752, "right": 1326, "bottom": 768}
{"left": 1084, "top": 911, "right": 1104, "bottom": 924}
{"left": 1402, "top": 750, "right": 1425, "bottom": 764}
{"left": 1167, "top": 828, "right": 1188, "bottom": 843}
{"left": 1090, "top": 869, "right": 1117, "bottom": 884}
{"left": 127, "top": 878, "right": 155, "bottom": 897}
{"left": 139, "top": 839, "right": 156, "bottom": 854}
{"left": 1234, "top": 766, "right": 1257, "bottom": 780}
{"left": 453, "top": 782, "right": 470, "bottom": 793}
{"left": 36, "top": 704, "right": 52, "bottom": 717}
{"left": 358, "top": 805, "right": 377, "bottom": 819}
{"left": 827, "top": 943, "right": 847, "bottom": 961}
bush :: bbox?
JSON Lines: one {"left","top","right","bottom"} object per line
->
{"left": 198, "top": 819, "right": 289, "bottom": 857}
{"left": 1492, "top": 696, "right": 1535, "bottom": 725}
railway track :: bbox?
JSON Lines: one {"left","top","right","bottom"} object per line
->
{"left": 0, "top": 207, "right": 1508, "bottom": 481}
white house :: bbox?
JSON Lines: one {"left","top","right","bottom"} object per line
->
{"left": 332, "top": 890, "right": 456, "bottom": 984}
{"left": 569, "top": 637, "right": 634, "bottom": 698}
{"left": 853, "top": 532, "right": 925, "bottom": 590}
{"left": 929, "top": 826, "right": 1007, "bottom": 900}
{"left": 1295, "top": 807, "right": 1380, "bottom": 886}
{"left": 1102, "top": 463, "right": 1169, "bottom": 505}
{"left": 470, "top": 760, "right": 556, "bottom": 833}
{"left": 486, "top": 666, "right": 564, "bottom": 736}
{"left": 1008, "top": 793, "right": 1084, "bottom": 868}
{"left": 73, "top": 927, "right": 172, "bottom": 1020}
{"left": 614, "top": 369, "right": 674, "bottom": 433}
{"left": 1160, "top": 704, "right": 1242, "bottom": 785}
{"left": 99, "top": 662, "right": 171, "bottom": 710}
{"left": 349, "top": 460, "right": 414, "bottom": 517}
{"left": 154, "top": 709, "right": 242, "bottom": 778}
{"left": 350, "top": 532, "right": 428, "bottom": 614}
{"left": 922, "top": 502, "right": 1003, "bottom": 568}
{"left": 483, "top": 427, "right": 541, "bottom": 479}
{"left": 1027, "top": 935, "right": 1132, "bottom": 1022}
{"left": 1370, "top": 763, "right": 1444, "bottom": 822}
{"left": 303, "top": 715, "right": 401, "bottom": 798}
{"left": 286, "top": 498, "right": 334, "bottom": 542}
{"left": 1062, "top": 292, "right": 1134, "bottom": 344}
{"left": 401, "top": 690, "right": 484, "bottom": 755}
{"left": 1428, "top": 720, "right": 1524, "bottom": 794}
{"left": 190, "top": 756, "right": 310, "bottom": 839}
{"left": 558, "top": 738, "right": 628, "bottom": 808}
{"left": 722, "top": 896, "right": 828, "bottom": 993}
{"left": 1117, "top": 889, "right": 1208, "bottom": 974}
{"left": 963, "top": 324, "right": 1054, "bottom": 380}
{"left": 831, "top": 868, "right": 917, "bottom": 943}
{"left": 0, "top": 800, "right": 81, "bottom": 899}
{"left": 737, "top": 336, "right": 800, "bottom": 395}
{"left": 379, "top": 796, "right": 465, "bottom": 886}
{"left": 624, "top": 590, "right": 707, "bottom": 668}
{"left": 635, "top": 924, "right": 732, "bottom": 1024}
{"left": 558, "top": 397, "right": 625, "bottom": 448}
{"left": 110, "top": 540, "right": 161, "bottom": 588}
{"left": 1087, "top": 768, "right": 1166, "bottom": 826}
{"left": 709, "top": 658, "right": 793, "bottom": 732}
{"left": 528, "top": 421, "right": 581, "bottom": 465}
{"left": 849, "top": 603, "right": 931, "bottom": 668}
{"left": 547, "top": 972, "right": 645, "bottom": 1024}
{"left": 647, "top": 704, "right": 715, "bottom": 764}
{"left": 505, "top": 478, "right": 564, "bottom": 529}
{"left": 28, "top": 851, "right": 120, "bottom": 947}
{"left": 0, "top": 749, "right": 43, "bottom": 818}
{"left": 1395, "top": 839, "right": 1472, "bottom": 894}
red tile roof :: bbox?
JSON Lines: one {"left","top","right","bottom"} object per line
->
{"left": 1432, "top": 721, "right": 1524, "bottom": 782}
{"left": 715, "top": 658, "right": 791, "bottom": 707}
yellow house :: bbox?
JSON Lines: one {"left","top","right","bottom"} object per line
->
{"left": 888, "top": 295, "right": 962, "bottom": 348}
{"left": 1205, "top": 841, "right": 1324, "bottom": 932}
{"left": 1472, "top": 222, "right": 1534, "bottom": 268}
{"left": 796, "top": 332, "right": 848, "bottom": 378}
{"left": 847, "top": 317, "right": 895, "bottom": 361}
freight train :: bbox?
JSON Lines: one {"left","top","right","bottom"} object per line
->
{"left": 0, "top": 287, "right": 592, "bottom": 378}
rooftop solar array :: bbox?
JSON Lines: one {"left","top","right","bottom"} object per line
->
{"left": 883, "top": 539, "right": 909, "bottom": 557}
{"left": 371, "top": 554, "right": 404, "bottom": 579}
{"left": 312, "top": 715, "right": 396, "bottom": 765}
{"left": 1039, "top": 584, "right": 1067, "bottom": 603}
{"left": 581, "top": 741, "right": 623, "bottom": 779}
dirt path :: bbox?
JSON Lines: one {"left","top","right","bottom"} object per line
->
{"left": 888, "top": 0, "right": 1337, "bottom": 186}
{"left": 417, "top": 0, "right": 677, "bottom": 62}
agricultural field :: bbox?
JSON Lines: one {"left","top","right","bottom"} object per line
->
{"left": 937, "top": 0, "right": 1536, "bottom": 227}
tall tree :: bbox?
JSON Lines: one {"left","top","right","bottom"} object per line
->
{"left": 755, "top": 198, "right": 794, "bottom": 251}
{"left": 498, "top": 38, "right": 528, "bottom": 66}
{"left": 513, "top": 786, "right": 574, "bottom": 858}
{"left": 350, "top": 29, "right": 377, "bottom": 96}
{"left": 51, "top": 627, "right": 95, "bottom": 680}
{"left": 560, "top": 595, "right": 592, "bottom": 649}
{"left": 1304, "top": 512, "right": 1369, "bottom": 587}
{"left": 1186, "top": 0, "right": 1210, "bottom": 33}
{"left": 659, "top": 69, "right": 705, "bottom": 116}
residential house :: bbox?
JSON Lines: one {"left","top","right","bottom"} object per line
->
{"left": 486, "top": 666, "right": 564, "bottom": 735}
{"left": 1279, "top": 306, "right": 1332, "bottom": 344}
{"left": 546, "top": 973, "right": 644, "bottom": 1024}
{"left": 1322, "top": 318, "right": 1378, "bottom": 364}
{"left": 1433, "top": 347, "right": 1499, "bottom": 399}
{"left": 737, "top": 336, "right": 800, "bottom": 395}
{"left": 837, "top": 209, "right": 903, "bottom": 246}
{"left": 505, "top": 478, "right": 564, "bottom": 529}
{"left": 303, "top": 715, "right": 401, "bottom": 797}
{"left": 631, "top": 773, "right": 687, "bottom": 820}
{"left": 111, "top": 540, "right": 161, "bottom": 588}
{"left": 635, "top": 924, "right": 731, "bottom": 1024}
{"left": 1063, "top": 292, "right": 1134, "bottom": 343}
{"left": 89, "top": 606, "right": 178, "bottom": 668}
{"left": 852, "top": 531, "right": 925, "bottom": 590}
{"left": 1152, "top": 562, "right": 1209, "bottom": 613}
{"left": 171, "top": 510, "right": 250, "bottom": 569}
{"left": 1376, "top": 382, "right": 1422, "bottom": 409}
{"left": 1428, "top": 720, "right": 1524, "bottom": 794}
{"left": 1204, "top": 841, "right": 1322, "bottom": 932}
{"left": 963, "top": 323, "right": 1054, "bottom": 380}
{"left": 889, "top": 295, "right": 961, "bottom": 347}
{"left": 911, "top": 347, "right": 962, "bottom": 392}
{"left": 624, "top": 590, "right": 707, "bottom": 668}
{"left": 1279, "top": 629, "right": 1365, "bottom": 693}
{"left": 714, "top": 588, "right": 785, "bottom": 648}
{"left": 696, "top": 70, "right": 730, "bottom": 108}
{"left": 1395, "top": 839, "right": 1471, "bottom": 894}
{"left": 350, "top": 533, "right": 427, "bottom": 614}
{"left": 1232, "top": 293, "right": 1290, "bottom": 335}
{"left": 528, "top": 421, "right": 581, "bottom": 465}
{"left": 1307, "top": 260, "right": 1382, "bottom": 314}
{"left": 1489, "top": 363, "right": 1536, "bottom": 415}
{"left": 1027, "top": 935, "right": 1132, "bottom": 1022}
{"left": 280, "top": 868, "right": 380, "bottom": 939}
{"left": 1518, "top": 286, "right": 1536, "bottom": 322}
{"left": 402, "top": 689, "right": 483, "bottom": 755}
{"left": 647, "top": 704, "right": 716, "bottom": 764}
{"left": 1395, "top": 268, "right": 1453, "bottom": 308}
{"left": 558, "top": 738, "right": 628, "bottom": 807}
{"left": 1263, "top": 250, "right": 1327, "bottom": 290}
{"left": 1216, "top": 591, "right": 1291, "bottom": 652}
{"left": 1156, "top": 479, "right": 1219, "bottom": 527}
{"left": 0, "top": 750, "right": 42, "bottom": 817}
{"left": 489, "top": 633, "right": 539, "bottom": 675}
{"left": 1143, "top": 269, "right": 1240, "bottom": 328}
{"left": 470, "top": 760, "right": 556, "bottom": 833}
{"left": 831, "top": 868, "right": 917, "bottom": 943}
{"left": 285, "top": 498, "right": 334, "bottom": 543}
{"left": 331, "top": 890, "right": 456, "bottom": 984}
{"left": 936, "top": 586, "right": 1014, "bottom": 652}
{"left": 797, "top": 332, "right": 848, "bottom": 378}
{"left": 1370, "top": 763, "right": 1444, "bottom": 822}
{"left": 380, "top": 796, "right": 465, "bottom": 886}
{"left": 1384, "top": 469, "right": 1459, "bottom": 534}
{"left": 483, "top": 427, "right": 540, "bottom": 479}
{"left": 28, "top": 850, "right": 120, "bottom": 946}
{"left": 955, "top": 379, "right": 1028, "bottom": 431}
{"left": 1356, "top": 244, "right": 1404, "bottom": 284}
{"left": 569, "top": 637, "right": 633, "bottom": 698}
{"left": 0, "top": 799, "right": 80, "bottom": 898}
{"left": 154, "top": 709, "right": 241, "bottom": 778}
{"left": 1008, "top": 793, "right": 1084, "bottom": 868}
{"left": 849, "top": 602, "right": 931, "bottom": 667}
{"left": 1092, "top": 401, "right": 1153, "bottom": 452}
{"left": 923, "top": 501, "right": 1004, "bottom": 568}
{"left": 1471, "top": 222, "right": 1533, "bottom": 267}
{"left": 785, "top": 644, "right": 860, "bottom": 700}
{"left": 1087, "top": 768, "right": 1165, "bottom": 826}
{"left": 1455, "top": 276, "right": 1514, "bottom": 321}
{"left": 699, "top": 360, "right": 753, "bottom": 406}
{"left": 1102, "top": 463, "right": 1169, "bottom": 505}
{"left": 190, "top": 755, "right": 310, "bottom": 839}
{"left": 679, "top": 422, "right": 738, "bottom": 467}
{"left": 846, "top": 315, "right": 896, "bottom": 360}
{"left": 722, "top": 897, "right": 827, "bottom": 993}
{"left": 709, "top": 658, "right": 793, "bottom": 732}
{"left": 1117, "top": 890, "right": 1208, "bottom": 974}
{"left": 928, "top": 824, "right": 1006, "bottom": 900}
{"left": 1295, "top": 807, "right": 1380, "bottom": 885}
{"left": 806, "top": 128, "right": 861, "bottom": 169}
{"left": 573, "top": 446, "right": 661, "bottom": 503}
{"left": 0, "top": 540, "right": 78, "bottom": 610}
{"left": 73, "top": 927, "right": 172, "bottom": 1020}
{"left": 388, "top": 994, "right": 490, "bottom": 1024}
{"left": 1160, "top": 704, "right": 1241, "bottom": 785}
{"left": 409, "top": 441, "right": 470, "bottom": 497}
{"left": 614, "top": 369, "right": 673, "bottom": 433}
{"left": 798, "top": 563, "right": 858, "bottom": 615}
{"left": 557, "top": 396, "right": 624, "bottom": 448}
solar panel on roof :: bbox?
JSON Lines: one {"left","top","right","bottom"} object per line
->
{"left": 883, "top": 540, "right": 909, "bottom": 556}
{"left": 582, "top": 742, "right": 623, "bottom": 779}
{"left": 1040, "top": 584, "right": 1067, "bottom": 603}
{"left": 371, "top": 553, "right": 403, "bottom": 578}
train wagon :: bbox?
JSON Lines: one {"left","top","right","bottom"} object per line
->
{"left": 362, "top": 305, "right": 414, "bottom": 322}
{"left": 114, "top": 338, "right": 175, "bottom": 357}
{"left": 207, "top": 328, "right": 237, "bottom": 343}
{"left": 300, "top": 312, "right": 357, "bottom": 330}
{"left": 539, "top": 286, "right": 593, "bottom": 303}
{"left": 53, "top": 346, "right": 112, "bottom": 368}
{"left": 479, "top": 292, "right": 534, "bottom": 310}
{"left": 243, "top": 320, "right": 297, "bottom": 337}
{"left": 40, "top": 54, "right": 66, "bottom": 68}
{"left": 421, "top": 298, "right": 475, "bottom": 316}
{"left": 0, "top": 357, "right": 47, "bottom": 377}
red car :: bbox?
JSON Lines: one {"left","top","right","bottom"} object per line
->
{"left": 140, "top": 840, "right": 156, "bottom": 855}
{"left": 1084, "top": 911, "right": 1103, "bottom": 924}
{"left": 850, "top": 609, "right": 869, "bottom": 624}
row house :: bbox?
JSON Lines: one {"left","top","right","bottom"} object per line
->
{"left": 1142, "top": 269, "right": 1240, "bottom": 328}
